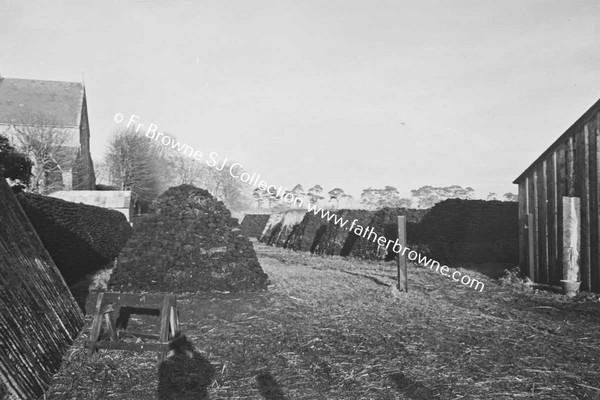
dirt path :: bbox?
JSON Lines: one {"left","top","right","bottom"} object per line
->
{"left": 46, "top": 243, "right": 600, "bottom": 400}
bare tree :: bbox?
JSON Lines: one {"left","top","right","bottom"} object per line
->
{"left": 10, "top": 113, "right": 71, "bottom": 193}
{"left": 105, "top": 128, "right": 167, "bottom": 213}
{"left": 93, "top": 159, "right": 112, "bottom": 186}
{"left": 167, "top": 155, "right": 205, "bottom": 186}
{"left": 184, "top": 161, "right": 252, "bottom": 211}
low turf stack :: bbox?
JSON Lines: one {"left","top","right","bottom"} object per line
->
{"left": 313, "top": 209, "right": 374, "bottom": 256}
{"left": 109, "top": 185, "right": 268, "bottom": 293}
{"left": 239, "top": 214, "right": 270, "bottom": 239}
{"left": 16, "top": 191, "right": 133, "bottom": 284}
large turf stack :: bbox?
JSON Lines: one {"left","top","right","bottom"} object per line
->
{"left": 15, "top": 191, "right": 133, "bottom": 285}
{"left": 351, "top": 207, "right": 429, "bottom": 261}
{"left": 109, "top": 185, "right": 268, "bottom": 293}
{"left": 261, "top": 209, "right": 306, "bottom": 247}
{"left": 313, "top": 209, "right": 374, "bottom": 256}
{"left": 284, "top": 212, "right": 330, "bottom": 252}
{"left": 411, "top": 199, "right": 518, "bottom": 264}
{"left": 239, "top": 214, "right": 270, "bottom": 239}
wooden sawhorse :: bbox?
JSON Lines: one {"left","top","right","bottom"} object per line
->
{"left": 89, "top": 292, "right": 179, "bottom": 363}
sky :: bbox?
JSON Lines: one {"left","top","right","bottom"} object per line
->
{"left": 1, "top": 0, "right": 599, "bottom": 201}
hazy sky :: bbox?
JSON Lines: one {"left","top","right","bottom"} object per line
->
{"left": 1, "top": 0, "right": 599, "bottom": 200}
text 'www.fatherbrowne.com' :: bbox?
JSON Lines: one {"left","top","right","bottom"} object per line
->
{"left": 113, "top": 112, "right": 484, "bottom": 292}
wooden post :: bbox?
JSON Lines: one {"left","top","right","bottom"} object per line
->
{"left": 562, "top": 196, "right": 581, "bottom": 282}
{"left": 567, "top": 136, "right": 576, "bottom": 197}
{"left": 397, "top": 216, "right": 408, "bottom": 292}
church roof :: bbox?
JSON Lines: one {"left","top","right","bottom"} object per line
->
{"left": 0, "top": 77, "right": 84, "bottom": 127}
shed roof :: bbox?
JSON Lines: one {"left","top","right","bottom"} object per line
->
{"left": 513, "top": 97, "right": 600, "bottom": 184}
{"left": 0, "top": 77, "right": 84, "bottom": 127}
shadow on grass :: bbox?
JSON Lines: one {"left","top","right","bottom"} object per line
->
{"left": 256, "top": 370, "right": 287, "bottom": 400}
{"left": 158, "top": 334, "right": 215, "bottom": 400}
{"left": 388, "top": 372, "right": 434, "bottom": 400}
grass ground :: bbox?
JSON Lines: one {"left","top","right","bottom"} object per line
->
{"left": 45, "top": 242, "right": 600, "bottom": 400}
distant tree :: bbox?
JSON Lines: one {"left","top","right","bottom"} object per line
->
{"left": 380, "top": 186, "right": 412, "bottom": 208}
{"left": 341, "top": 194, "right": 353, "bottom": 208}
{"left": 267, "top": 188, "right": 281, "bottom": 209}
{"left": 308, "top": 184, "right": 324, "bottom": 206}
{"left": 156, "top": 149, "right": 249, "bottom": 211}
{"left": 360, "top": 187, "right": 379, "bottom": 209}
{"left": 196, "top": 161, "right": 249, "bottom": 211}
{"left": 487, "top": 192, "right": 498, "bottom": 201}
{"left": 279, "top": 184, "right": 306, "bottom": 208}
{"left": 411, "top": 185, "right": 475, "bottom": 209}
{"left": 291, "top": 184, "right": 305, "bottom": 199}
{"left": 503, "top": 192, "right": 518, "bottom": 202}
{"left": 105, "top": 128, "right": 167, "bottom": 213}
{"left": 93, "top": 158, "right": 113, "bottom": 186}
{"left": 396, "top": 198, "right": 412, "bottom": 208}
{"left": 10, "top": 113, "right": 71, "bottom": 193}
{"left": 252, "top": 187, "right": 267, "bottom": 209}
{"left": 328, "top": 188, "right": 346, "bottom": 209}
{"left": 167, "top": 155, "right": 205, "bottom": 186}
{"left": 361, "top": 186, "right": 412, "bottom": 209}
{"left": 0, "top": 133, "right": 32, "bottom": 185}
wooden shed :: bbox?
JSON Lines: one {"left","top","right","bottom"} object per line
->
{"left": 514, "top": 97, "right": 600, "bottom": 293}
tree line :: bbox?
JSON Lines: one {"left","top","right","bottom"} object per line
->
{"left": 251, "top": 184, "right": 517, "bottom": 211}
{"left": 0, "top": 121, "right": 518, "bottom": 213}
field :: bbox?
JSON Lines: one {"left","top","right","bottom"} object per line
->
{"left": 46, "top": 242, "right": 600, "bottom": 400}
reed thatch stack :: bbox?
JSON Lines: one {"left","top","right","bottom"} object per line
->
{"left": 262, "top": 209, "right": 307, "bottom": 247}
{"left": 0, "top": 177, "right": 84, "bottom": 400}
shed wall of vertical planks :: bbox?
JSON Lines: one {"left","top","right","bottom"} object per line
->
{"left": 514, "top": 98, "right": 600, "bottom": 292}
{"left": 0, "top": 176, "right": 84, "bottom": 399}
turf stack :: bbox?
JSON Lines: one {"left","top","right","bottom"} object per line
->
{"left": 284, "top": 212, "right": 330, "bottom": 252}
{"left": 239, "top": 214, "right": 270, "bottom": 239}
{"left": 15, "top": 191, "right": 133, "bottom": 284}
{"left": 262, "top": 209, "right": 306, "bottom": 247}
{"left": 350, "top": 207, "right": 429, "bottom": 261}
{"left": 260, "top": 213, "right": 285, "bottom": 243}
{"left": 313, "top": 209, "right": 374, "bottom": 256}
{"left": 109, "top": 185, "right": 268, "bottom": 293}
{"left": 411, "top": 199, "right": 518, "bottom": 264}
